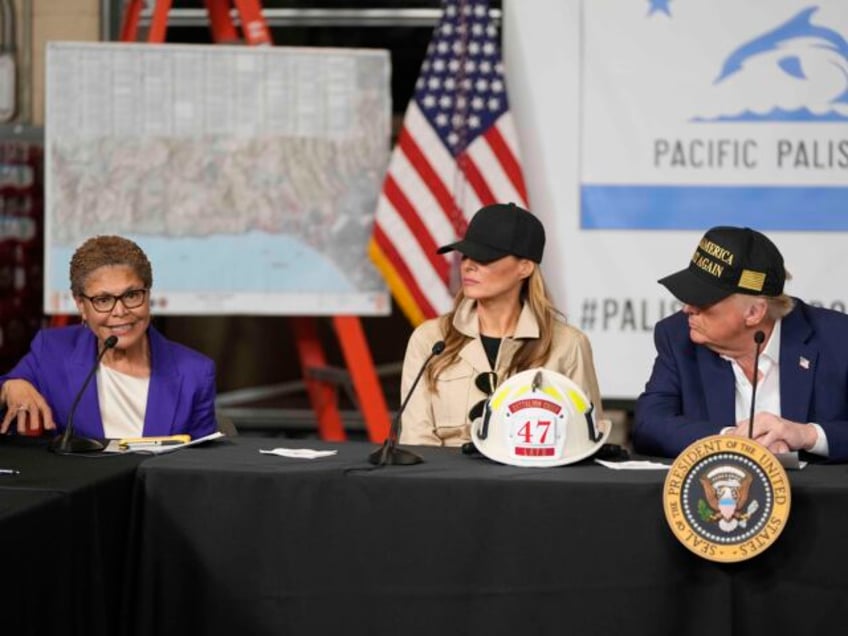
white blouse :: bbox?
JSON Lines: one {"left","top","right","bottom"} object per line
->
{"left": 96, "top": 364, "right": 150, "bottom": 439}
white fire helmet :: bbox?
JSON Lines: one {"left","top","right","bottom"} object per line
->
{"left": 470, "top": 368, "right": 611, "bottom": 467}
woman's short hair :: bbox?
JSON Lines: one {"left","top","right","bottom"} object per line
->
{"left": 69, "top": 236, "right": 153, "bottom": 296}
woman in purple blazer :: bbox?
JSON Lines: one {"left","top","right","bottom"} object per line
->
{"left": 0, "top": 236, "right": 217, "bottom": 440}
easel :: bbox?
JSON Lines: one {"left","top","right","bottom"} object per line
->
{"left": 117, "top": 0, "right": 392, "bottom": 442}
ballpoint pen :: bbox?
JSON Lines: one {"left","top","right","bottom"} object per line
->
{"left": 119, "top": 440, "right": 186, "bottom": 451}
{"left": 118, "top": 435, "right": 190, "bottom": 450}
{"left": 0, "top": 468, "right": 21, "bottom": 475}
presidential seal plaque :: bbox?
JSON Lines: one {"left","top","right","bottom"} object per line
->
{"left": 662, "top": 435, "right": 791, "bottom": 563}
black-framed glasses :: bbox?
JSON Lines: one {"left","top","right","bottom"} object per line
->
{"left": 80, "top": 288, "right": 148, "bottom": 313}
{"left": 468, "top": 371, "right": 498, "bottom": 422}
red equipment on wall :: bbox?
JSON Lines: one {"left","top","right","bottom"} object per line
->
{"left": 0, "top": 138, "right": 43, "bottom": 371}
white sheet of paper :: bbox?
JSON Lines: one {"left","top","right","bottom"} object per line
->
{"left": 595, "top": 459, "right": 670, "bottom": 470}
{"left": 259, "top": 448, "right": 338, "bottom": 460}
{"left": 102, "top": 431, "right": 225, "bottom": 454}
{"left": 775, "top": 451, "right": 807, "bottom": 470}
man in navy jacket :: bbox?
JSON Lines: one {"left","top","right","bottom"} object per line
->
{"left": 634, "top": 226, "right": 848, "bottom": 461}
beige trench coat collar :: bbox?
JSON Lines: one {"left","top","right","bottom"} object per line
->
{"left": 452, "top": 298, "right": 540, "bottom": 372}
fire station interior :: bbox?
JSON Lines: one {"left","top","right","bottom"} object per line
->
{"left": 0, "top": 0, "right": 632, "bottom": 442}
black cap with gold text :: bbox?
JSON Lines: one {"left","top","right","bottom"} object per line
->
{"left": 659, "top": 226, "right": 785, "bottom": 307}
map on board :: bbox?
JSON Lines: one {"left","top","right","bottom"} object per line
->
{"left": 44, "top": 42, "right": 391, "bottom": 315}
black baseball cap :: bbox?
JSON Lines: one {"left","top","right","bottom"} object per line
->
{"left": 437, "top": 203, "right": 545, "bottom": 263}
{"left": 659, "top": 226, "right": 785, "bottom": 306}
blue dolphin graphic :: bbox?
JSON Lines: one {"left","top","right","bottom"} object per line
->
{"left": 715, "top": 6, "right": 848, "bottom": 89}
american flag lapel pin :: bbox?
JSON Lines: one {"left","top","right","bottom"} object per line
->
{"left": 799, "top": 356, "right": 810, "bottom": 370}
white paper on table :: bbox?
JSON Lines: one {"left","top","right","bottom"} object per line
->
{"left": 102, "top": 431, "right": 225, "bottom": 454}
{"left": 775, "top": 451, "right": 807, "bottom": 470}
{"left": 595, "top": 453, "right": 806, "bottom": 471}
{"left": 595, "top": 459, "right": 670, "bottom": 470}
{"left": 259, "top": 448, "right": 338, "bottom": 460}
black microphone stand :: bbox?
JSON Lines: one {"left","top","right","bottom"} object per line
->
{"left": 747, "top": 330, "right": 766, "bottom": 440}
{"left": 368, "top": 341, "right": 445, "bottom": 466}
{"left": 49, "top": 335, "right": 118, "bottom": 455}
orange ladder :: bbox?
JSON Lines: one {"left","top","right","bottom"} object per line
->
{"left": 120, "top": 0, "right": 272, "bottom": 45}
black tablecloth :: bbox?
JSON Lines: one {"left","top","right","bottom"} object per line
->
{"left": 126, "top": 438, "right": 848, "bottom": 636}
{"left": 0, "top": 489, "right": 67, "bottom": 636}
{"left": 0, "top": 437, "right": 146, "bottom": 636}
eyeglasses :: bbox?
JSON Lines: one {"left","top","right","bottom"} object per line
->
{"left": 80, "top": 288, "right": 148, "bottom": 313}
{"left": 468, "top": 371, "right": 498, "bottom": 422}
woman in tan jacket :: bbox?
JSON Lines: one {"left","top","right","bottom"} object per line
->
{"left": 399, "top": 203, "right": 604, "bottom": 447}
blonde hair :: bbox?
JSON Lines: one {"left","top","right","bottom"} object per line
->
{"left": 738, "top": 270, "right": 794, "bottom": 321}
{"left": 765, "top": 294, "right": 796, "bottom": 320}
{"left": 764, "top": 269, "right": 794, "bottom": 319}
{"left": 426, "top": 267, "right": 562, "bottom": 390}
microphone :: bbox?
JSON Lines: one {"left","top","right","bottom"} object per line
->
{"left": 49, "top": 335, "right": 119, "bottom": 455}
{"left": 368, "top": 340, "right": 445, "bottom": 466}
{"left": 747, "top": 330, "right": 766, "bottom": 440}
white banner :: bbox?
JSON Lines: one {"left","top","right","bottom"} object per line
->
{"left": 505, "top": 0, "right": 848, "bottom": 399}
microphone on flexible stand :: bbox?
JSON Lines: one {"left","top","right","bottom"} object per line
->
{"left": 49, "top": 335, "right": 119, "bottom": 455}
{"left": 368, "top": 340, "right": 445, "bottom": 466}
{"left": 747, "top": 330, "right": 766, "bottom": 440}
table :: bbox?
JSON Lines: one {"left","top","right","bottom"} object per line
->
{"left": 0, "top": 489, "right": 67, "bottom": 636}
{"left": 126, "top": 438, "right": 848, "bottom": 636}
{"left": 0, "top": 437, "right": 146, "bottom": 636}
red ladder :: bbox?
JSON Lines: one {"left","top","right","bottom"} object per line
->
{"left": 120, "top": 0, "right": 272, "bottom": 45}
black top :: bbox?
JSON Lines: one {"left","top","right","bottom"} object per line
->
{"left": 479, "top": 334, "right": 501, "bottom": 369}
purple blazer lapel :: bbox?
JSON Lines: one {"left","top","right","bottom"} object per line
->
{"left": 697, "top": 345, "right": 736, "bottom": 428}
{"left": 65, "top": 329, "right": 105, "bottom": 438}
{"left": 143, "top": 327, "right": 183, "bottom": 436}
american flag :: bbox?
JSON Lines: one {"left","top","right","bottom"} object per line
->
{"left": 369, "top": 0, "right": 529, "bottom": 325}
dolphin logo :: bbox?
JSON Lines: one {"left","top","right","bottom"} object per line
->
{"left": 715, "top": 6, "right": 848, "bottom": 106}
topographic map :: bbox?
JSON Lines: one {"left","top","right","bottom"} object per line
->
{"left": 45, "top": 42, "right": 390, "bottom": 315}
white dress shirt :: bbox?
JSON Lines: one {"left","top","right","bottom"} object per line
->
{"left": 722, "top": 320, "right": 828, "bottom": 456}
